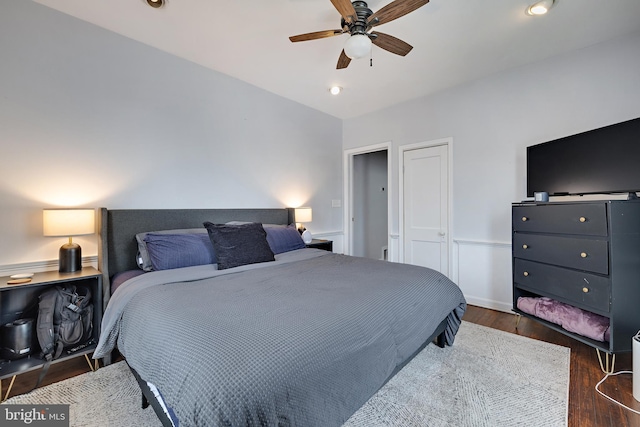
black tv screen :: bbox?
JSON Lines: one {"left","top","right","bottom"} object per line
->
{"left": 527, "top": 117, "right": 640, "bottom": 197}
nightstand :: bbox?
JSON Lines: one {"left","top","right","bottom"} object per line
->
{"left": 305, "top": 239, "right": 333, "bottom": 252}
{"left": 0, "top": 267, "right": 102, "bottom": 401}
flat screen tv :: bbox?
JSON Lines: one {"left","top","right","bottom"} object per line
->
{"left": 527, "top": 117, "right": 640, "bottom": 197}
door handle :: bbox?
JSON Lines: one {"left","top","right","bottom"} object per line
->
{"left": 438, "top": 231, "right": 446, "bottom": 236}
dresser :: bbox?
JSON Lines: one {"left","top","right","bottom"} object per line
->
{"left": 512, "top": 200, "right": 640, "bottom": 355}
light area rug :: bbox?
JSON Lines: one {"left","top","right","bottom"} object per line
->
{"left": 3, "top": 321, "right": 570, "bottom": 427}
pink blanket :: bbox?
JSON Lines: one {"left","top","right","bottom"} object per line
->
{"left": 517, "top": 296, "right": 610, "bottom": 342}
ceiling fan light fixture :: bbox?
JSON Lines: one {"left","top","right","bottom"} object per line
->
{"left": 344, "top": 34, "right": 372, "bottom": 60}
{"left": 146, "top": 0, "right": 164, "bottom": 9}
{"left": 525, "top": 0, "right": 555, "bottom": 16}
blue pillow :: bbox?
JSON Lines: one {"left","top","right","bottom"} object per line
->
{"left": 203, "top": 222, "right": 275, "bottom": 270}
{"left": 136, "top": 228, "right": 208, "bottom": 271}
{"left": 264, "top": 224, "right": 306, "bottom": 254}
{"left": 136, "top": 228, "right": 207, "bottom": 271}
{"left": 144, "top": 233, "right": 217, "bottom": 271}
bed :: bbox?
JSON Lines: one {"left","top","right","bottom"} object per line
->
{"left": 94, "top": 207, "right": 467, "bottom": 427}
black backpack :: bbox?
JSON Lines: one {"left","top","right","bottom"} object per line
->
{"left": 35, "top": 285, "right": 93, "bottom": 385}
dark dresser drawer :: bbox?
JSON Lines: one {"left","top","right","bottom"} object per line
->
{"left": 513, "top": 203, "right": 608, "bottom": 236}
{"left": 513, "top": 233, "right": 609, "bottom": 274}
{"left": 514, "top": 259, "right": 610, "bottom": 314}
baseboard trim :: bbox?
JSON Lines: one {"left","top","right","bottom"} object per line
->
{"left": 454, "top": 239, "right": 511, "bottom": 248}
{"left": 310, "top": 230, "right": 342, "bottom": 238}
{"left": 464, "top": 296, "right": 513, "bottom": 314}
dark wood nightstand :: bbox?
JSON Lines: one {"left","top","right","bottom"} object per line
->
{"left": 305, "top": 239, "right": 333, "bottom": 252}
{"left": 0, "top": 267, "right": 103, "bottom": 400}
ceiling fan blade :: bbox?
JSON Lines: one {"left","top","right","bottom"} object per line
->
{"left": 330, "top": 0, "right": 357, "bottom": 24}
{"left": 367, "top": 0, "right": 429, "bottom": 27}
{"left": 371, "top": 32, "right": 413, "bottom": 56}
{"left": 337, "top": 50, "right": 352, "bottom": 69}
{"left": 289, "top": 29, "right": 343, "bottom": 42}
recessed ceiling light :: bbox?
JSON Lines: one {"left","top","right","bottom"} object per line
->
{"left": 525, "top": 0, "right": 555, "bottom": 16}
{"left": 146, "top": 0, "right": 164, "bottom": 8}
{"left": 330, "top": 86, "right": 342, "bottom": 96}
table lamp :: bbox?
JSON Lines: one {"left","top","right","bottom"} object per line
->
{"left": 295, "top": 207, "right": 313, "bottom": 244}
{"left": 43, "top": 209, "right": 95, "bottom": 273}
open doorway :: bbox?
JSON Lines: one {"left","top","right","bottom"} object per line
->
{"left": 343, "top": 143, "right": 391, "bottom": 259}
{"left": 353, "top": 150, "right": 388, "bottom": 259}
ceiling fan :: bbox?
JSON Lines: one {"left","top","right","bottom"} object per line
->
{"left": 289, "top": 0, "right": 429, "bottom": 69}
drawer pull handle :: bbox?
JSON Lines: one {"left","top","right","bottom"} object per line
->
{"left": 579, "top": 216, "right": 587, "bottom": 223}
{"left": 580, "top": 252, "right": 588, "bottom": 258}
{"left": 583, "top": 287, "right": 589, "bottom": 293}
{"left": 522, "top": 244, "right": 528, "bottom": 249}
{"left": 521, "top": 216, "right": 528, "bottom": 222}
{"left": 523, "top": 271, "right": 529, "bottom": 277}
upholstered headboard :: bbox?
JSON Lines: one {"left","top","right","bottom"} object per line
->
{"left": 97, "top": 207, "right": 295, "bottom": 308}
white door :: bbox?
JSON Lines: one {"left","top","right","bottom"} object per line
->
{"left": 403, "top": 145, "right": 449, "bottom": 273}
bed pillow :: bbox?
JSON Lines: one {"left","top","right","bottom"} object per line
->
{"left": 135, "top": 228, "right": 212, "bottom": 271}
{"left": 144, "top": 232, "right": 217, "bottom": 271}
{"left": 264, "top": 224, "right": 306, "bottom": 254}
{"left": 203, "top": 222, "right": 275, "bottom": 270}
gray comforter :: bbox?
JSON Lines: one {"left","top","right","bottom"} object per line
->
{"left": 95, "top": 249, "right": 466, "bottom": 427}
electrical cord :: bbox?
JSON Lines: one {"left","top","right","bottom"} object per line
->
{"left": 595, "top": 370, "right": 640, "bottom": 415}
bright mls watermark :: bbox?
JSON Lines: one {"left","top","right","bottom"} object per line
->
{"left": 2, "top": 405, "right": 69, "bottom": 426}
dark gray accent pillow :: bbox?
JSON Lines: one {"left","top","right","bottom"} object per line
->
{"left": 203, "top": 222, "right": 275, "bottom": 270}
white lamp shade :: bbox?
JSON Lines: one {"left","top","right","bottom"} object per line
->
{"left": 344, "top": 34, "right": 372, "bottom": 59}
{"left": 295, "top": 207, "right": 313, "bottom": 223}
{"left": 43, "top": 209, "right": 95, "bottom": 237}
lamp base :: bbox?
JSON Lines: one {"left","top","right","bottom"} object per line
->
{"left": 59, "top": 243, "right": 82, "bottom": 273}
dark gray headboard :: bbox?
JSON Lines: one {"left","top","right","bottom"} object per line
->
{"left": 97, "top": 207, "right": 295, "bottom": 308}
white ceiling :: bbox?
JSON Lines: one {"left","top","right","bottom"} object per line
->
{"left": 33, "top": 0, "right": 640, "bottom": 119}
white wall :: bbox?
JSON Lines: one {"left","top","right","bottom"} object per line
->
{"left": 0, "top": 0, "right": 343, "bottom": 272}
{"left": 343, "top": 32, "right": 640, "bottom": 312}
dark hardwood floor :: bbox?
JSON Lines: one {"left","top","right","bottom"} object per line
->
{"left": 2, "top": 305, "right": 639, "bottom": 426}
